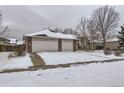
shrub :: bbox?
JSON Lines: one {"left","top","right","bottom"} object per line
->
{"left": 104, "top": 48, "right": 112, "bottom": 55}
{"left": 8, "top": 53, "right": 16, "bottom": 59}
{"left": 14, "top": 48, "right": 25, "bottom": 56}
{"left": 114, "top": 49, "right": 122, "bottom": 56}
{"left": 119, "top": 47, "right": 124, "bottom": 53}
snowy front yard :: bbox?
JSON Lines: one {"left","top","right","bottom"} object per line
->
{"left": 0, "top": 51, "right": 124, "bottom": 86}
{"left": 0, "top": 52, "right": 33, "bottom": 71}
{"left": 38, "top": 51, "right": 124, "bottom": 65}
{"left": 0, "top": 61, "right": 124, "bottom": 86}
{"left": 0, "top": 51, "right": 124, "bottom": 72}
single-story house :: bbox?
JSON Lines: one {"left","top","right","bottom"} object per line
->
{"left": 0, "top": 37, "right": 10, "bottom": 51}
{"left": 0, "top": 37, "right": 25, "bottom": 52}
{"left": 94, "top": 38, "right": 119, "bottom": 50}
{"left": 24, "top": 29, "right": 79, "bottom": 53}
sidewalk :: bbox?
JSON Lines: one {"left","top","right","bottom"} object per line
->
{"left": 1, "top": 58, "right": 124, "bottom": 73}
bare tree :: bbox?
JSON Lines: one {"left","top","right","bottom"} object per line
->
{"left": 63, "top": 28, "right": 75, "bottom": 35}
{"left": 54, "top": 27, "right": 63, "bottom": 33}
{"left": 0, "top": 11, "right": 2, "bottom": 24}
{"left": 0, "top": 26, "right": 9, "bottom": 35}
{"left": 73, "top": 29, "right": 79, "bottom": 36}
{"left": 76, "top": 17, "right": 89, "bottom": 50}
{"left": 87, "top": 18, "right": 101, "bottom": 50}
{"left": 0, "top": 11, "right": 9, "bottom": 36}
{"left": 91, "top": 5, "right": 120, "bottom": 50}
{"left": 0, "top": 11, "right": 3, "bottom": 35}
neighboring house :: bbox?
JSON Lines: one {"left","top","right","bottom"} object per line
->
{"left": 105, "top": 38, "right": 119, "bottom": 50}
{"left": 0, "top": 37, "right": 10, "bottom": 51}
{"left": 0, "top": 37, "right": 24, "bottom": 52}
{"left": 16, "top": 40, "right": 25, "bottom": 51}
{"left": 94, "top": 38, "right": 119, "bottom": 50}
{"left": 8, "top": 38, "right": 17, "bottom": 45}
{"left": 24, "top": 29, "right": 79, "bottom": 53}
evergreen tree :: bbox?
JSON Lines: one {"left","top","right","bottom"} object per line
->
{"left": 118, "top": 26, "right": 124, "bottom": 48}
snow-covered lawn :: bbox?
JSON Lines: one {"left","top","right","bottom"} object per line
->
{"left": 0, "top": 50, "right": 124, "bottom": 72}
{"left": 38, "top": 50, "right": 124, "bottom": 65}
{"left": 0, "top": 52, "right": 33, "bottom": 71}
{"left": 0, "top": 61, "right": 124, "bottom": 86}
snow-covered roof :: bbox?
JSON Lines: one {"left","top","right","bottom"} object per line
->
{"left": 16, "top": 40, "right": 24, "bottom": 45}
{"left": 8, "top": 38, "right": 17, "bottom": 44}
{"left": 0, "top": 36, "right": 24, "bottom": 45}
{"left": 0, "top": 37, "right": 17, "bottom": 44}
{"left": 106, "top": 38, "right": 119, "bottom": 42}
{"left": 25, "top": 29, "right": 78, "bottom": 40}
{"left": 0, "top": 37, "right": 9, "bottom": 41}
{"left": 94, "top": 38, "right": 119, "bottom": 43}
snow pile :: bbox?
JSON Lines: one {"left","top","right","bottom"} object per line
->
{"left": 38, "top": 51, "right": 124, "bottom": 65}
{"left": 0, "top": 61, "right": 124, "bottom": 86}
{"left": 0, "top": 52, "right": 33, "bottom": 71}
{"left": 25, "top": 29, "right": 77, "bottom": 40}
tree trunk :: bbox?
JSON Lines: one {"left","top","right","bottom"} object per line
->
{"left": 84, "top": 38, "right": 86, "bottom": 50}
{"left": 85, "top": 38, "right": 89, "bottom": 51}
{"left": 81, "top": 38, "right": 84, "bottom": 50}
{"left": 80, "top": 38, "right": 83, "bottom": 50}
{"left": 103, "top": 35, "right": 106, "bottom": 50}
{"left": 90, "top": 38, "right": 94, "bottom": 51}
{"left": 91, "top": 42, "right": 94, "bottom": 51}
{"left": 85, "top": 38, "right": 88, "bottom": 51}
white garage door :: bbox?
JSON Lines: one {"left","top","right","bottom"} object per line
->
{"left": 62, "top": 39, "right": 73, "bottom": 51}
{"left": 32, "top": 38, "right": 58, "bottom": 52}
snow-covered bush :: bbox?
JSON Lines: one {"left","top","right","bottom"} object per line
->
{"left": 114, "top": 49, "right": 122, "bottom": 56}
{"left": 119, "top": 47, "right": 124, "bottom": 53}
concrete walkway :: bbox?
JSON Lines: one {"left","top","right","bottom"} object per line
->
{"left": 30, "top": 52, "right": 46, "bottom": 67}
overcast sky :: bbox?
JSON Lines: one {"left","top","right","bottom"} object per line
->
{"left": 0, "top": 5, "right": 123, "bottom": 40}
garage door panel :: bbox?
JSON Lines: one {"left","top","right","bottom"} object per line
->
{"left": 32, "top": 38, "right": 58, "bottom": 52}
{"left": 62, "top": 40, "right": 73, "bottom": 51}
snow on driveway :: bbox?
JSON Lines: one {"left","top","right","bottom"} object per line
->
{"left": 0, "top": 61, "right": 124, "bottom": 86}
{"left": 0, "top": 52, "right": 33, "bottom": 71}
{"left": 38, "top": 51, "right": 124, "bottom": 65}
